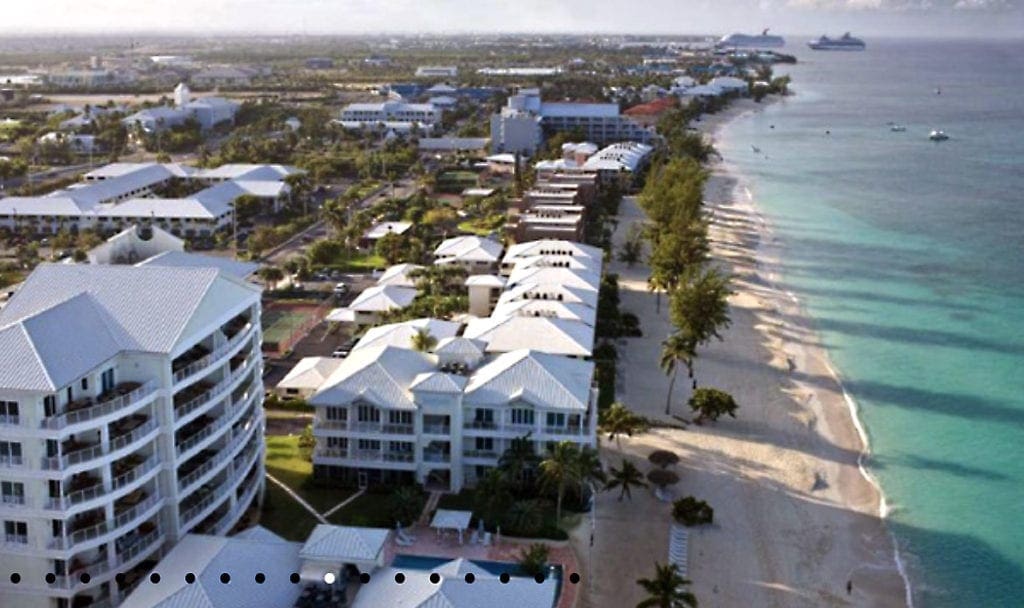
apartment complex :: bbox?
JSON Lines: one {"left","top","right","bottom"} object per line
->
{"left": 306, "top": 240, "right": 603, "bottom": 493}
{"left": 122, "top": 84, "right": 238, "bottom": 133}
{"left": 0, "top": 162, "right": 297, "bottom": 237}
{"left": 338, "top": 101, "right": 442, "bottom": 130}
{"left": 0, "top": 262, "right": 265, "bottom": 608}
{"left": 490, "top": 88, "right": 656, "bottom": 155}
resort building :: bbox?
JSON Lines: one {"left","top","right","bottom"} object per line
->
{"left": 122, "top": 83, "right": 238, "bottom": 133}
{"left": 0, "top": 261, "right": 265, "bottom": 608}
{"left": 375, "top": 263, "right": 424, "bottom": 288}
{"left": 338, "top": 101, "right": 442, "bottom": 129}
{"left": 276, "top": 358, "right": 345, "bottom": 400}
{"left": 309, "top": 345, "right": 598, "bottom": 492}
{"left": 328, "top": 285, "right": 418, "bottom": 326}
{"left": 414, "top": 66, "right": 458, "bottom": 78}
{"left": 500, "top": 239, "right": 603, "bottom": 275}
{"left": 0, "top": 161, "right": 298, "bottom": 237}
{"left": 490, "top": 88, "right": 655, "bottom": 155}
{"left": 432, "top": 236, "right": 504, "bottom": 272}
{"left": 359, "top": 221, "right": 413, "bottom": 249}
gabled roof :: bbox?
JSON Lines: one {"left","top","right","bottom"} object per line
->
{"left": 506, "top": 266, "right": 600, "bottom": 292}
{"left": 502, "top": 239, "right": 603, "bottom": 263}
{"left": 434, "top": 337, "right": 488, "bottom": 368}
{"left": 352, "top": 318, "right": 461, "bottom": 352}
{"left": 118, "top": 534, "right": 303, "bottom": 608}
{"left": 464, "top": 350, "right": 594, "bottom": 411}
{"left": 277, "top": 357, "right": 344, "bottom": 392}
{"left": 464, "top": 315, "right": 594, "bottom": 357}
{"left": 376, "top": 263, "right": 424, "bottom": 287}
{"left": 433, "top": 235, "right": 503, "bottom": 263}
{"left": 348, "top": 285, "right": 418, "bottom": 313}
{"left": 0, "top": 264, "right": 257, "bottom": 361}
{"left": 496, "top": 282, "right": 599, "bottom": 309}
{"left": 309, "top": 345, "right": 436, "bottom": 410}
{"left": 509, "top": 254, "right": 602, "bottom": 273}
{"left": 363, "top": 221, "right": 413, "bottom": 240}
{"left": 137, "top": 251, "right": 258, "bottom": 280}
{"left": 491, "top": 299, "right": 597, "bottom": 326}
{"left": 465, "top": 274, "right": 506, "bottom": 288}
{"left": 352, "top": 559, "right": 557, "bottom": 608}
{"left": 410, "top": 371, "right": 468, "bottom": 394}
{"left": 299, "top": 524, "right": 390, "bottom": 564}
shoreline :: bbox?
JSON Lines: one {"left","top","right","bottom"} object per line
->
{"left": 703, "top": 97, "right": 913, "bottom": 605}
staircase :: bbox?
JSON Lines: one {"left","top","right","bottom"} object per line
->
{"left": 418, "top": 491, "right": 443, "bottom": 526}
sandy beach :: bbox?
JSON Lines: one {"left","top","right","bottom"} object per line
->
{"left": 573, "top": 100, "right": 908, "bottom": 608}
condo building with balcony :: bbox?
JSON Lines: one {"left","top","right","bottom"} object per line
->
{"left": 310, "top": 344, "right": 597, "bottom": 493}
{"left": 0, "top": 261, "right": 265, "bottom": 608}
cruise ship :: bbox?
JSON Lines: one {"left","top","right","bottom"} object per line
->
{"left": 717, "top": 28, "right": 786, "bottom": 49}
{"left": 808, "top": 33, "right": 866, "bottom": 51}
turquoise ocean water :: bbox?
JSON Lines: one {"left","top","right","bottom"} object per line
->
{"left": 718, "top": 39, "right": 1024, "bottom": 606}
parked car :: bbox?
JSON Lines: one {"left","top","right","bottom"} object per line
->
{"left": 333, "top": 282, "right": 349, "bottom": 296}
{"left": 331, "top": 338, "right": 358, "bottom": 358}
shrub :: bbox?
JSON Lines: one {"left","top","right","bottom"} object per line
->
{"left": 517, "top": 543, "right": 550, "bottom": 578}
{"left": 672, "top": 496, "right": 714, "bottom": 527}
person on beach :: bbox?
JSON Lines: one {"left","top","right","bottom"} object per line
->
{"left": 847, "top": 579, "right": 853, "bottom": 595}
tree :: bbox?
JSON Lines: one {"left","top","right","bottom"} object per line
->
{"left": 506, "top": 499, "right": 544, "bottom": 537}
{"left": 297, "top": 423, "right": 316, "bottom": 461}
{"left": 517, "top": 543, "right": 550, "bottom": 578}
{"left": 599, "top": 402, "right": 646, "bottom": 448}
{"left": 410, "top": 328, "right": 437, "bottom": 352}
{"left": 258, "top": 265, "right": 284, "bottom": 290}
{"left": 660, "top": 333, "right": 697, "bottom": 416}
{"left": 688, "top": 387, "right": 738, "bottom": 424}
{"left": 388, "top": 486, "right": 423, "bottom": 527}
{"left": 669, "top": 266, "right": 732, "bottom": 349}
{"left": 604, "top": 460, "right": 647, "bottom": 501}
{"left": 539, "top": 441, "right": 581, "bottom": 523}
{"left": 619, "top": 224, "right": 644, "bottom": 267}
{"left": 635, "top": 562, "right": 698, "bottom": 608}
{"left": 375, "top": 232, "right": 407, "bottom": 265}
{"left": 672, "top": 497, "right": 714, "bottom": 527}
{"left": 473, "top": 469, "right": 514, "bottom": 526}
{"left": 498, "top": 434, "right": 541, "bottom": 494}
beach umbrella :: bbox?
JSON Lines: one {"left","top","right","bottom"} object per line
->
{"left": 647, "top": 450, "right": 680, "bottom": 469}
{"left": 646, "top": 469, "right": 680, "bottom": 488}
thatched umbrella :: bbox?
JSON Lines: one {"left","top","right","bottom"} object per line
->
{"left": 646, "top": 468, "right": 680, "bottom": 488}
{"left": 648, "top": 450, "right": 680, "bottom": 469}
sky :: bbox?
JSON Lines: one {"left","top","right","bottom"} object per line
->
{"left": 2, "top": 0, "right": 1021, "bottom": 37}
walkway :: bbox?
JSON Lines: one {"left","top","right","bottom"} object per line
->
{"left": 265, "top": 472, "right": 329, "bottom": 524}
{"left": 322, "top": 488, "right": 365, "bottom": 518}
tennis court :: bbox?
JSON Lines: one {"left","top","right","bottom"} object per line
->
{"left": 262, "top": 301, "right": 330, "bottom": 355}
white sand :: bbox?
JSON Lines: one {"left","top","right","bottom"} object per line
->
{"left": 572, "top": 100, "right": 907, "bottom": 607}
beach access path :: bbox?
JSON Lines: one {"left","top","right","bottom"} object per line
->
{"left": 572, "top": 100, "right": 906, "bottom": 608}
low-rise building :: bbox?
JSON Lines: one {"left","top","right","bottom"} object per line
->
{"left": 122, "top": 83, "right": 238, "bottom": 133}
{"left": 415, "top": 66, "right": 459, "bottom": 78}
{"left": 433, "top": 236, "right": 504, "bottom": 272}
{"left": 360, "top": 221, "right": 413, "bottom": 249}
{"left": 339, "top": 101, "right": 442, "bottom": 128}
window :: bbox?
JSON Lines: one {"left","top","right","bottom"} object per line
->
{"left": 474, "top": 409, "right": 494, "bottom": 424}
{"left": 1, "top": 481, "right": 25, "bottom": 506}
{"left": 0, "top": 401, "right": 19, "bottom": 424}
{"left": 388, "top": 411, "right": 412, "bottom": 425}
{"left": 0, "top": 442, "right": 22, "bottom": 466}
{"left": 510, "top": 408, "right": 534, "bottom": 426}
{"left": 3, "top": 521, "right": 27, "bottom": 544}
{"left": 101, "top": 369, "right": 115, "bottom": 393}
{"left": 326, "top": 437, "right": 348, "bottom": 450}
{"left": 325, "top": 407, "right": 347, "bottom": 422}
{"left": 357, "top": 439, "right": 381, "bottom": 451}
{"left": 80, "top": 377, "right": 89, "bottom": 391}
{"left": 475, "top": 437, "right": 494, "bottom": 451}
{"left": 388, "top": 442, "right": 413, "bottom": 453}
{"left": 546, "top": 413, "right": 566, "bottom": 428}
{"left": 356, "top": 405, "right": 379, "bottom": 423}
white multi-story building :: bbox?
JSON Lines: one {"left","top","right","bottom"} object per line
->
{"left": 0, "top": 261, "right": 265, "bottom": 608}
{"left": 338, "top": 101, "right": 442, "bottom": 128}
{"left": 310, "top": 345, "right": 597, "bottom": 493}
{"left": 490, "top": 88, "right": 656, "bottom": 155}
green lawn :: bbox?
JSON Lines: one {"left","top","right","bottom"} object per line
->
{"left": 261, "top": 480, "right": 321, "bottom": 541}
{"left": 315, "top": 251, "right": 386, "bottom": 272}
{"left": 456, "top": 214, "right": 505, "bottom": 236}
{"left": 263, "top": 435, "right": 355, "bottom": 511}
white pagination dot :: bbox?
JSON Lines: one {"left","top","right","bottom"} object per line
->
{"left": 323, "top": 572, "right": 336, "bottom": 585}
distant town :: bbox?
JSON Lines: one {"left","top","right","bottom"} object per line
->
{"left": 0, "top": 32, "right": 794, "bottom": 608}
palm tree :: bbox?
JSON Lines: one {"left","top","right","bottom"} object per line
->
{"left": 604, "top": 460, "right": 647, "bottom": 501}
{"left": 506, "top": 499, "right": 544, "bottom": 536}
{"left": 258, "top": 265, "right": 284, "bottom": 290}
{"left": 498, "top": 434, "right": 540, "bottom": 493}
{"left": 410, "top": 328, "right": 437, "bottom": 352}
{"left": 473, "top": 469, "right": 514, "bottom": 524}
{"left": 539, "top": 441, "right": 582, "bottom": 523}
{"left": 573, "top": 445, "right": 605, "bottom": 507}
{"left": 635, "top": 562, "right": 698, "bottom": 608}
{"left": 599, "top": 402, "right": 646, "bottom": 448}
{"left": 660, "top": 333, "right": 697, "bottom": 416}
{"left": 669, "top": 266, "right": 732, "bottom": 350}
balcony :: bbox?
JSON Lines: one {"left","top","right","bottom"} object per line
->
{"left": 171, "top": 343, "right": 212, "bottom": 379}
{"left": 108, "top": 418, "right": 157, "bottom": 456}
{"left": 112, "top": 492, "right": 161, "bottom": 530}
{"left": 43, "top": 438, "right": 104, "bottom": 470}
{"left": 0, "top": 455, "right": 23, "bottom": 468}
{"left": 111, "top": 454, "right": 158, "bottom": 492}
{"left": 381, "top": 423, "right": 414, "bottom": 435}
{"left": 0, "top": 414, "right": 19, "bottom": 426}
{"left": 1, "top": 494, "right": 26, "bottom": 507}
{"left": 542, "top": 425, "right": 586, "bottom": 436}
{"left": 45, "top": 473, "right": 103, "bottom": 510}
{"left": 175, "top": 415, "right": 216, "bottom": 456}
{"left": 422, "top": 424, "right": 451, "bottom": 435}
{"left": 463, "top": 449, "right": 499, "bottom": 459}
{"left": 173, "top": 322, "right": 254, "bottom": 385}
{"left": 348, "top": 421, "right": 382, "bottom": 433}
{"left": 174, "top": 361, "right": 255, "bottom": 423}
{"left": 41, "top": 382, "right": 156, "bottom": 432}
{"left": 463, "top": 420, "right": 497, "bottom": 431}
{"left": 313, "top": 446, "right": 347, "bottom": 460}
{"left": 423, "top": 451, "right": 451, "bottom": 463}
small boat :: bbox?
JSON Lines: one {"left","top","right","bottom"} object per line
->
{"left": 890, "top": 125, "right": 906, "bottom": 132}
{"left": 935, "top": 87, "right": 942, "bottom": 95}
{"left": 929, "top": 130, "right": 950, "bottom": 141}
{"left": 751, "top": 145, "right": 761, "bottom": 153}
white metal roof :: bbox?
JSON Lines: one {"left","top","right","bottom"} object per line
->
{"left": 430, "top": 509, "right": 472, "bottom": 531}
{"left": 363, "top": 221, "right": 413, "bottom": 240}
{"left": 496, "top": 282, "right": 599, "bottom": 309}
{"left": 137, "top": 251, "right": 258, "bottom": 279}
{"left": 352, "top": 560, "right": 557, "bottom": 608}
{"left": 299, "top": 524, "right": 390, "bottom": 565}
{"left": 118, "top": 534, "right": 303, "bottom": 608}
{"left": 376, "top": 263, "right": 424, "bottom": 287}
{"left": 309, "top": 345, "right": 437, "bottom": 410}
{"left": 433, "top": 236, "right": 503, "bottom": 263}
{"left": 277, "top": 357, "right": 345, "bottom": 392}
{"left": 465, "top": 274, "right": 506, "bottom": 288}
{"left": 348, "top": 285, "right": 418, "bottom": 313}
{"left": 464, "top": 315, "right": 594, "bottom": 357}
{"left": 491, "top": 299, "right": 597, "bottom": 326}
{"left": 502, "top": 240, "right": 603, "bottom": 263}
{"left": 464, "top": 350, "right": 594, "bottom": 411}
{"left": 506, "top": 266, "right": 600, "bottom": 292}
{"left": 352, "top": 318, "right": 461, "bottom": 352}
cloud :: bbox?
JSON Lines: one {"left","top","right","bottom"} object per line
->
{"left": 785, "top": 0, "right": 1014, "bottom": 8}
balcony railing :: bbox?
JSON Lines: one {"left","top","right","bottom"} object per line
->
{"left": 0, "top": 455, "right": 23, "bottom": 467}
{"left": 112, "top": 455, "right": 159, "bottom": 492}
{"left": 349, "top": 421, "right": 381, "bottom": 433}
{"left": 381, "top": 423, "right": 414, "bottom": 435}
{"left": 463, "top": 420, "right": 497, "bottom": 430}
{"left": 45, "top": 482, "right": 104, "bottom": 511}
{"left": 173, "top": 323, "right": 253, "bottom": 384}
{"left": 1, "top": 494, "right": 26, "bottom": 506}
{"left": 0, "top": 414, "right": 20, "bottom": 426}
{"left": 113, "top": 493, "right": 161, "bottom": 530}
{"left": 423, "top": 451, "right": 451, "bottom": 463}
{"left": 174, "top": 359, "right": 254, "bottom": 422}
{"left": 178, "top": 425, "right": 248, "bottom": 494}
{"left": 42, "top": 419, "right": 157, "bottom": 471}
{"left": 422, "top": 424, "right": 451, "bottom": 434}
{"left": 463, "top": 449, "right": 499, "bottom": 459}
{"left": 542, "top": 425, "right": 586, "bottom": 436}
{"left": 41, "top": 381, "right": 157, "bottom": 431}
{"left": 109, "top": 419, "right": 157, "bottom": 455}
{"left": 4, "top": 533, "right": 27, "bottom": 545}
{"left": 50, "top": 518, "right": 108, "bottom": 551}
{"left": 316, "top": 419, "right": 348, "bottom": 431}
{"left": 313, "top": 447, "right": 347, "bottom": 460}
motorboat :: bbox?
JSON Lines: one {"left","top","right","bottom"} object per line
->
{"left": 890, "top": 125, "right": 906, "bottom": 132}
{"left": 929, "top": 130, "right": 950, "bottom": 141}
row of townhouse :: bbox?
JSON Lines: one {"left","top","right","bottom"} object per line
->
{"left": 0, "top": 257, "right": 266, "bottom": 608}
{"left": 296, "top": 239, "right": 606, "bottom": 493}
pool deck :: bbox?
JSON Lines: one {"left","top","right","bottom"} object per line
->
{"left": 383, "top": 524, "right": 580, "bottom": 608}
